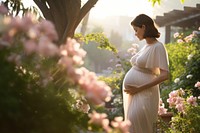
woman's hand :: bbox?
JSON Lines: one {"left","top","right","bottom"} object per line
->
{"left": 124, "top": 84, "right": 140, "bottom": 95}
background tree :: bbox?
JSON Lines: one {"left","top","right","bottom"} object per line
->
{"left": 109, "top": 30, "right": 123, "bottom": 49}
{"left": 3, "top": 0, "right": 98, "bottom": 43}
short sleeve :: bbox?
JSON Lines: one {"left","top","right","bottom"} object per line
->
{"left": 145, "top": 43, "right": 169, "bottom": 74}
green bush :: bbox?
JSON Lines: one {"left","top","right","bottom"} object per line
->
{"left": 98, "top": 73, "right": 124, "bottom": 120}
{"left": 165, "top": 42, "right": 197, "bottom": 82}
{"left": 161, "top": 30, "right": 200, "bottom": 105}
{"left": 170, "top": 106, "right": 200, "bottom": 133}
{"left": 176, "top": 50, "right": 200, "bottom": 96}
{"left": 0, "top": 49, "right": 89, "bottom": 133}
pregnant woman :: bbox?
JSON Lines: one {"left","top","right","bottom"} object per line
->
{"left": 123, "top": 14, "right": 169, "bottom": 133}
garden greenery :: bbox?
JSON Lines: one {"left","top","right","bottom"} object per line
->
{"left": 0, "top": 2, "right": 200, "bottom": 133}
{"left": 0, "top": 4, "right": 131, "bottom": 133}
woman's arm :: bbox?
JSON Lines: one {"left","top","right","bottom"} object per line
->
{"left": 124, "top": 69, "right": 169, "bottom": 95}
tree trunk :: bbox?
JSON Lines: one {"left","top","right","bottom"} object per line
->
{"left": 33, "top": 0, "right": 98, "bottom": 44}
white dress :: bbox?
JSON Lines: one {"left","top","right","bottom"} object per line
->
{"left": 123, "top": 41, "right": 169, "bottom": 133}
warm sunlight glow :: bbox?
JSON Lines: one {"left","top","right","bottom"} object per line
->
{"left": 22, "top": 0, "right": 36, "bottom": 7}
{"left": 89, "top": 0, "right": 154, "bottom": 19}
{"left": 22, "top": 0, "right": 153, "bottom": 19}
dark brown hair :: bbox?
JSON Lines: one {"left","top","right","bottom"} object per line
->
{"left": 131, "top": 14, "right": 160, "bottom": 38}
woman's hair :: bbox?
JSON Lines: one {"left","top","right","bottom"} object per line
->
{"left": 131, "top": 14, "right": 160, "bottom": 38}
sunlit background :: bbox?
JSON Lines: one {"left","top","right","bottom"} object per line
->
{"left": 19, "top": 0, "right": 199, "bottom": 61}
{"left": 21, "top": 0, "right": 199, "bottom": 18}
{"left": 8, "top": 0, "right": 199, "bottom": 49}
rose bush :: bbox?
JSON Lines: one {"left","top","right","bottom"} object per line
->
{"left": 157, "top": 27, "right": 200, "bottom": 132}
{"left": 159, "top": 86, "right": 200, "bottom": 133}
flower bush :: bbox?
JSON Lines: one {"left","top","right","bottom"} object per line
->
{"left": 158, "top": 27, "right": 200, "bottom": 132}
{"left": 161, "top": 27, "right": 200, "bottom": 99}
{"left": 0, "top": 4, "right": 132, "bottom": 133}
{"left": 162, "top": 86, "right": 200, "bottom": 133}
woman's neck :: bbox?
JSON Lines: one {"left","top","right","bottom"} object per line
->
{"left": 145, "top": 38, "right": 157, "bottom": 45}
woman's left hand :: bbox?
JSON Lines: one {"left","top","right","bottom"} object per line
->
{"left": 124, "top": 84, "right": 140, "bottom": 95}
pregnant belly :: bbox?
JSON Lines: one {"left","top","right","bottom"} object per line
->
{"left": 123, "top": 67, "right": 155, "bottom": 86}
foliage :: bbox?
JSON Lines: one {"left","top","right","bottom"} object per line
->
{"left": 0, "top": 8, "right": 116, "bottom": 132}
{"left": 159, "top": 92, "right": 200, "bottom": 133}
{"left": 149, "top": 0, "right": 185, "bottom": 6}
{"left": 98, "top": 73, "right": 124, "bottom": 120}
{"left": 173, "top": 51, "right": 200, "bottom": 97}
{"left": 159, "top": 28, "right": 200, "bottom": 133}
{"left": 75, "top": 32, "right": 118, "bottom": 73}
{"left": 165, "top": 42, "right": 197, "bottom": 82}
{"left": 2, "top": 0, "right": 40, "bottom": 16}
{"left": 170, "top": 106, "right": 200, "bottom": 133}
{"left": 164, "top": 88, "right": 200, "bottom": 133}
{"left": 0, "top": 42, "right": 88, "bottom": 133}
{"left": 75, "top": 32, "right": 117, "bottom": 53}
{"left": 148, "top": 0, "right": 161, "bottom": 6}
{"left": 161, "top": 28, "right": 200, "bottom": 97}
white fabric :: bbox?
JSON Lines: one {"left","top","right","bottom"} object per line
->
{"left": 123, "top": 41, "right": 169, "bottom": 133}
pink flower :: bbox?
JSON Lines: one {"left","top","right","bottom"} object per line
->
{"left": 169, "top": 90, "right": 178, "bottom": 97}
{"left": 58, "top": 38, "right": 112, "bottom": 105}
{"left": 158, "top": 98, "right": 168, "bottom": 115}
{"left": 39, "top": 20, "right": 58, "bottom": 41}
{"left": 176, "top": 103, "right": 185, "bottom": 113}
{"left": 9, "top": 15, "right": 33, "bottom": 32}
{"left": 167, "top": 97, "right": 176, "bottom": 108}
{"left": 59, "top": 38, "right": 86, "bottom": 65}
{"left": 177, "top": 39, "right": 184, "bottom": 43}
{"left": 127, "top": 43, "right": 139, "bottom": 55}
{"left": 23, "top": 40, "right": 37, "bottom": 55}
{"left": 173, "top": 32, "right": 179, "bottom": 38}
{"left": 195, "top": 81, "right": 200, "bottom": 89}
{"left": 28, "top": 26, "right": 40, "bottom": 39}
{"left": 127, "top": 47, "right": 137, "bottom": 55}
{"left": 175, "top": 97, "right": 184, "bottom": 105}
{"left": 167, "top": 89, "right": 185, "bottom": 109}
{"left": 58, "top": 56, "right": 73, "bottom": 68}
{"left": 88, "top": 111, "right": 107, "bottom": 124}
{"left": 184, "top": 34, "right": 194, "bottom": 43}
{"left": 20, "top": 13, "right": 36, "bottom": 31}
{"left": 88, "top": 111, "right": 112, "bottom": 132}
{"left": 37, "top": 36, "right": 59, "bottom": 57}
{"left": 72, "top": 55, "right": 84, "bottom": 65}
{"left": 111, "top": 117, "right": 131, "bottom": 133}
{"left": 187, "top": 96, "right": 198, "bottom": 106}
{"left": 158, "top": 106, "right": 168, "bottom": 115}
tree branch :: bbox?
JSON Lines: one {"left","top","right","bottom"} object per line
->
{"left": 33, "top": 0, "right": 53, "bottom": 21}
{"left": 62, "top": 0, "right": 81, "bottom": 42}
{"left": 75, "top": 0, "right": 98, "bottom": 29}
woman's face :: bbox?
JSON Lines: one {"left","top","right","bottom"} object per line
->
{"left": 132, "top": 25, "right": 145, "bottom": 40}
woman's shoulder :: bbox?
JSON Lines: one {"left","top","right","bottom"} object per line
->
{"left": 155, "top": 41, "right": 163, "bottom": 46}
{"left": 154, "top": 41, "right": 166, "bottom": 49}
